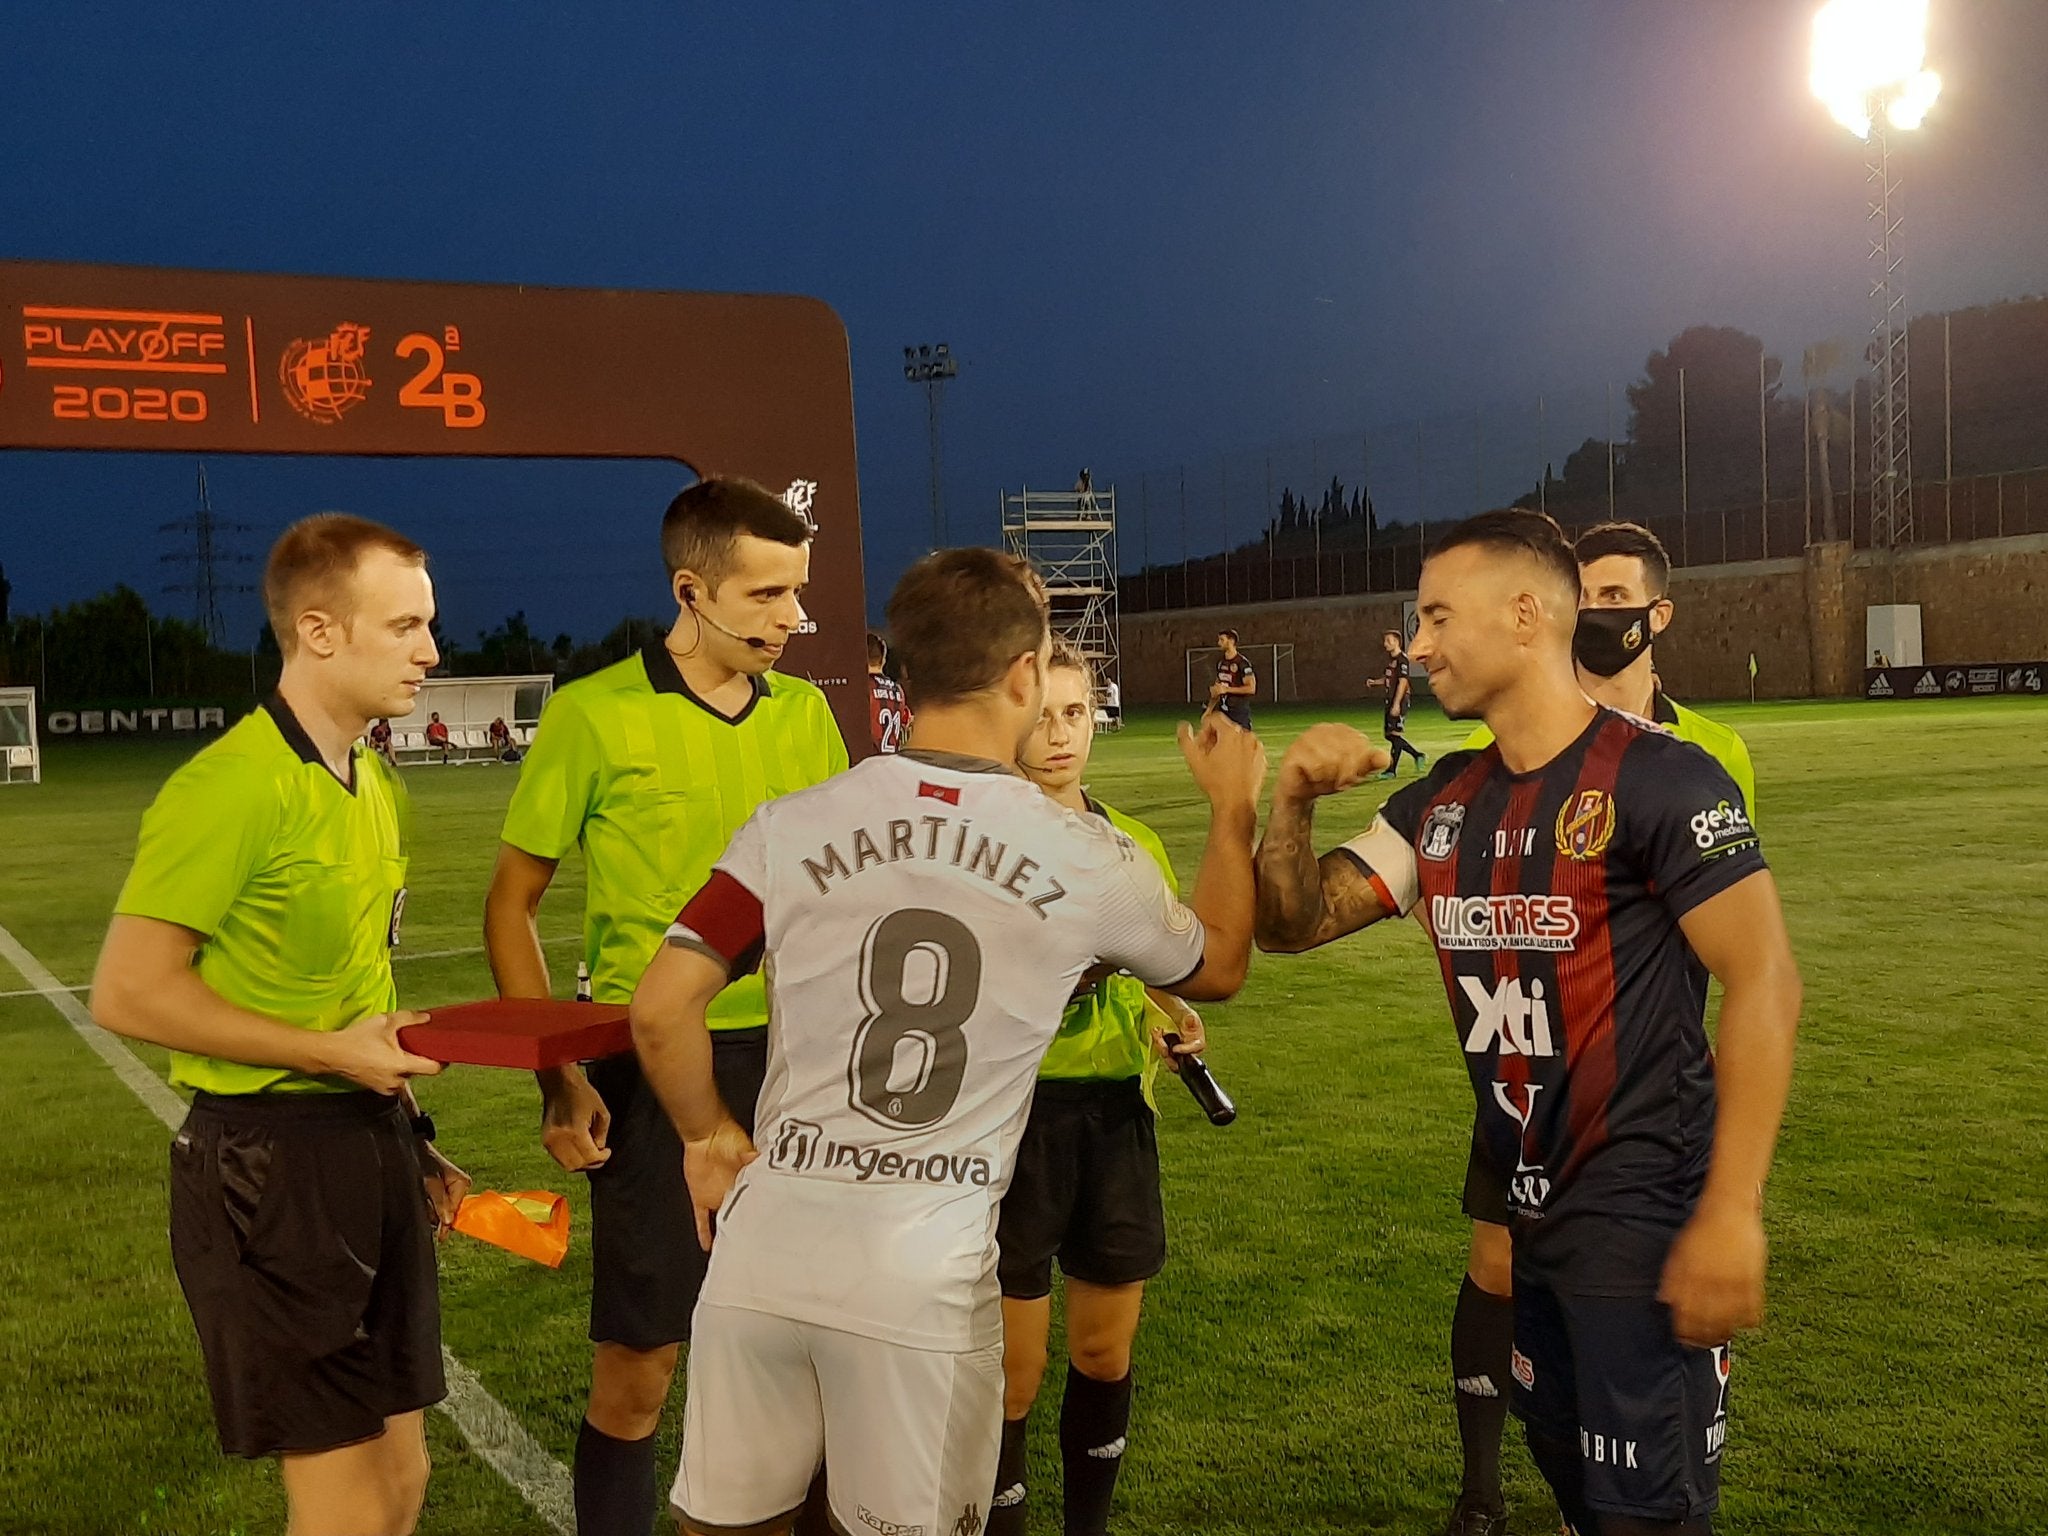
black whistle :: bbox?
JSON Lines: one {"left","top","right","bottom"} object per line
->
{"left": 1162, "top": 1033, "right": 1236, "bottom": 1126}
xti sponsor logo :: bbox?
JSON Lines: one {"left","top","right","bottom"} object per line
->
{"left": 1460, "top": 976, "right": 1556, "bottom": 1057}
{"left": 1580, "top": 1430, "right": 1639, "bottom": 1469}
{"left": 1432, "top": 893, "right": 1579, "bottom": 951}
{"left": 857, "top": 1510, "right": 924, "bottom": 1536}
{"left": 1689, "top": 800, "right": 1758, "bottom": 858}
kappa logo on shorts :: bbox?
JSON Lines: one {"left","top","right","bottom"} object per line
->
{"left": 1510, "top": 1346, "right": 1535, "bottom": 1390}
{"left": 951, "top": 1503, "right": 983, "bottom": 1536}
{"left": 857, "top": 1509, "right": 924, "bottom": 1536}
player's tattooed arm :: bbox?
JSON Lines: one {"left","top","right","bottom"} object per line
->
{"left": 1254, "top": 724, "right": 1395, "bottom": 952}
{"left": 1254, "top": 794, "right": 1391, "bottom": 951}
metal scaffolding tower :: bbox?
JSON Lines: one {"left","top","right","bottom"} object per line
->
{"left": 1865, "top": 119, "right": 1916, "bottom": 550}
{"left": 1001, "top": 484, "right": 1120, "bottom": 697}
{"left": 160, "top": 462, "right": 254, "bottom": 646}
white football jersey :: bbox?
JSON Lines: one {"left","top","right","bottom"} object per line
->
{"left": 667, "top": 748, "right": 1207, "bottom": 1350}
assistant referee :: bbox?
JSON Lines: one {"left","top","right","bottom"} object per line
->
{"left": 992, "top": 640, "right": 1208, "bottom": 1536}
{"left": 1443, "top": 520, "right": 1757, "bottom": 1536}
{"left": 92, "top": 515, "right": 464, "bottom": 1536}
{"left": 483, "top": 478, "right": 848, "bottom": 1536}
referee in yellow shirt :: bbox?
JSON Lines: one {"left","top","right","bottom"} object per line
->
{"left": 484, "top": 479, "right": 848, "bottom": 1536}
{"left": 91, "top": 515, "right": 465, "bottom": 1536}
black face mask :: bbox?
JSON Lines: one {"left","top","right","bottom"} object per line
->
{"left": 1574, "top": 605, "right": 1658, "bottom": 678}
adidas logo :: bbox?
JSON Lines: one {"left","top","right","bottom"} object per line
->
{"left": 1869, "top": 675, "right": 1894, "bottom": 697}
{"left": 1454, "top": 1374, "right": 1500, "bottom": 1398}
{"left": 1913, "top": 670, "right": 1941, "bottom": 696}
{"left": 992, "top": 1484, "right": 1025, "bottom": 1510}
{"left": 1086, "top": 1437, "right": 1127, "bottom": 1460}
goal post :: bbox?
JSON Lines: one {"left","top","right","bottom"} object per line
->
{"left": 1184, "top": 644, "right": 1296, "bottom": 705}
{"left": 0, "top": 687, "right": 42, "bottom": 785}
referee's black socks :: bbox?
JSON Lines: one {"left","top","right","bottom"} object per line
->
{"left": 990, "top": 1415, "right": 1031, "bottom": 1536}
{"left": 573, "top": 1418, "right": 656, "bottom": 1536}
{"left": 1059, "top": 1364, "right": 1133, "bottom": 1536}
{"left": 1451, "top": 1275, "right": 1514, "bottom": 1509}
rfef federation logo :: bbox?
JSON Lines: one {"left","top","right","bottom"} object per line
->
{"left": 280, "top": 323, "right": 374, "bottom": 424}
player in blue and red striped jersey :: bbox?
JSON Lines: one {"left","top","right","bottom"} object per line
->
{"left": 1254, "top": 510, "right": 1801, "bottom": 1536}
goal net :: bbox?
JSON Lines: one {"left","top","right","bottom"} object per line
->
{"left": 0, "top": 688, "right": 41, "bottom": 786}
{"left": 1184, "top": 644, "right": 1297, "bottom": 705}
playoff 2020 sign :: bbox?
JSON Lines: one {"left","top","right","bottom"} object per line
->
{"left": 0, "top": 260, "right": 871, "bottom": 755}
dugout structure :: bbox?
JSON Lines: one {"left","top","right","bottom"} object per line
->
{"left": 0, "top": 688, "right": 40, "bottom": 785}
{"left": 1185, "top": 644, "right": 1296, "bottom": 707}
{"left": 381, "top": 674, "right": 553, "bottom": 763}
{"left": 0, "top": 261, "right": 873, "bottom": 756}
{"left": 1001, "top": 485, "right": 1121, "bottom": 708}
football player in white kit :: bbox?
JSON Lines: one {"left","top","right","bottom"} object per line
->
{"left": 631, "top": 548, "right": 1265, "bottom": 1536}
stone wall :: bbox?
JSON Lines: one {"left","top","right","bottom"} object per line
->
{"left": 1116, "top": 532, "right": 2048, "bottom": 703}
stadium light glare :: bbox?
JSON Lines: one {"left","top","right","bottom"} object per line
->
{"left": 1810, "top": 0, "right": 1942, "bottom": 138}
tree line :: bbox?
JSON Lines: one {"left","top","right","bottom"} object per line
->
{"left": 0, "top": 573, "right": 671, "bottom": 708}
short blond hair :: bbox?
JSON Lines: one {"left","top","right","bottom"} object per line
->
{"left": 264, "top": 513, "right": 426, "bottom": 656}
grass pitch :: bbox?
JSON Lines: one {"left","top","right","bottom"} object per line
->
{"left": 1, "top": 697, "right": 2044, "bottom": 1535}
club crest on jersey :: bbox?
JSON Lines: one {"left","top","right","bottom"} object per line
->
{"left": 1419, "top": 802, "right": 1466, "bottom": 861}
{"left": 1555, "top": 788, "right": 1616, "bottom": 861}
{"left": 1623, "top": 619, "right": 1646, "bottom": 652}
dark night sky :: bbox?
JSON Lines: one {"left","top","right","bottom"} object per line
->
{"left": 3, "top": 2, "right": 2045, "bottom": 646}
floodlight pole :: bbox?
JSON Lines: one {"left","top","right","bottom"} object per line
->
{"left": 1864, "top": 114, "right": 1915, "bottom": 555}
{"left": 903, "top": 344, "right": 958, "bottom": 548}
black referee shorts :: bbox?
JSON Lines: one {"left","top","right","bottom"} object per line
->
{"left": 169, "top": 1090, "right": 444, "bottom": 1458}
{"left": 584, "top": 1027, "right": 768, "bottom": 1350}
{"left": 997, "top": 1077, "right": 1166, "bottom": 1300}
{"left": 1462, "top": 1117, "right": 1512, "bottom": 1227}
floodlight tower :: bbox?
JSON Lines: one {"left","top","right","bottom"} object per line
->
{"left": 903, "top": 343, "right": 958, "bottom": 547}
{"left": 1811, "top": 0, "right": 1942, "bottom": 551}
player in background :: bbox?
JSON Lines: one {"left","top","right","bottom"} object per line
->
{"left": 868, "top": 629, "right": 910, "bottom": 754}
{"left": 1443, "top": 520, "right": 1758, "bottom": 1533}
{"left": 483, "top": 479, "right": 847, "bottom": 1536}
{"left": 424, "top": 711, "right": 452, "bottom": 765}
{"left": 369, "top": 715, "right": 397, "bottom": 767}
{"left": 1367, "top": 629, "right": 1429, "bottom": 777}
{"left": 1255, "top": 511, "right": 1800, "bottom": 1536}
{"left": 92, "top": 515, "right": 465, "bottom": 1536}
{"left": 1209, "top": 628, "right": 1256, "bottom": 729}
{"left": 990, "top": 638, "right": 1210, "bottom": 1536}
{"left": 630, "top": 547, "right": 1264, "bottom": 1536}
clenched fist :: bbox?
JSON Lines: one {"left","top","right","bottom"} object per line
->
{"left": 1275, "top": 723, "right": 1390, "bottom": 805}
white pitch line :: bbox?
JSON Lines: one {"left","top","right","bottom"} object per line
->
{"left": 0, "top": 920, "right": 576, "bottom": 1535}
{"left": 0, "top": 934, "right": 591, "bottom": 998}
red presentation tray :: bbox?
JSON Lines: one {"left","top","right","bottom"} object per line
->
{"left": 400, "top": 999, "right": 634, "bottom": 1070}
